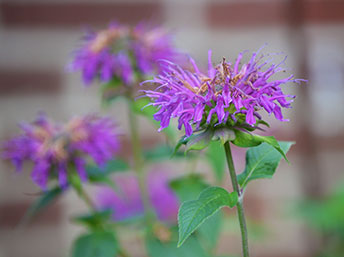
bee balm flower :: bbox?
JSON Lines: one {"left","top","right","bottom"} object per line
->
{"left": 1, "top": 114, "right": 120, "bottom": 189}
{"left": 142, "top": 48, "right": 303, "bottom": 137}
{"left": 69, "top": 22, "right": 180, "bottom": 86}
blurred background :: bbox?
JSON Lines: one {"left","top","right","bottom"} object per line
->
{"left": 0, "top": 0, "right": 343, "bottom": 257}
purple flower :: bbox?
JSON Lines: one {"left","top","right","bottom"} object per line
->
{"left": 142, "top": 48, "right": 304, "bottom": 137}
{"left": 95, "top": 170, "right": 179, "bottom": 223}
{"left": 68, "top": 22, "right": 181, "bottom": 86}
{"left": 1, "top": 114, "right": 120, "bottom": 189}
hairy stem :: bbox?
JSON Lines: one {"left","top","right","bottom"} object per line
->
{"left": 224, "top": 141, "right": 249, "bottom": 257}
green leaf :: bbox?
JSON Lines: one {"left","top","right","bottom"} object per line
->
{"left": 206, "top": 140, "right": 226, "bottom": 182}
{"left": 178, "top": 187, "right": 238, "bottom": 247}
{"left": 71, "top": 231, "right": 118, "bottom": 257}
{"left": 237, "top": 141, "right": 294, "bottom": 188}
{"left": 173, "top": 136, "right": 189, "bottom": 156}
{"left": 212, "top": 127, "right": 235, "bottom": 145}
{"left": 86, "top": 159, "right": 129, "bottom": 183}
{"left": 73, "top": 210, "right": 113, "bottom": 229}
{"left": 146, "top": 234, "right": 210, "bottom": 257}
{"left": 186, "top": 129, "right": 214, "bottom": 152}
{"left": 197, "top": 211, "right": 223, "bottom": 251}
{"left": 232, "top": 130, "right": 291, "bottom": 161}
{"left": 170, "top": 175, "right": 209, "bottom": 202}
{"left": 21, "top": 186, "right": 63, "bottom": 223}
{"left": 144, "top": 145, "right": 185, "bottom": 162}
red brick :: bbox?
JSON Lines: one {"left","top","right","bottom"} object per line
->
{"left": 206, "top": 0, "right": 344, "bottom": 28}
{"left": 0, "top": 2, "right": 163, "bottom": 27}
{"left": 0, "top": 70, "right": 62, "bottom": 95}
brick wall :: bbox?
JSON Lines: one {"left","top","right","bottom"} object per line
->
{"left": 0, "top": 0, "right": 343, "bottom": 257}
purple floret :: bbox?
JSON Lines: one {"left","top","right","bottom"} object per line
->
{"left": 1, "top": 114, "right": 120, "bottom": 189}
{"left": 142, "top": 48, "right": 304, "bottom": 137}
{"left": 68, "top": 22, "right": 181, "bottom": 86}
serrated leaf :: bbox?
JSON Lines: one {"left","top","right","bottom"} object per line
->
{"left": 21, "top": 186, "right": 63, "bottom": 223}
{"left": 237, "top": 141, "right": 294, "bottom": 188}
{"left": 206, "top": 141, "right": 226, "bottom": 182}
{"left": 146, "top": 234, "right": 210, "bottom": 257}
{"left": 232, "top": 130, "right": 291, "bottom": 161}
{"left": 178, "top": 187, "right": 238, "bottom": 247}
{"left": 71, "top": 231, "right": 118, "bottom": 257}
{"left": 197, "top": 211, "right": 223, "bottom": 251}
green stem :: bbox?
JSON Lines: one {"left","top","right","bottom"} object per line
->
{"left": 78, "top": 186, "right": 97, "bottom": 211}
{"left": 224, "top": 141, "right": 250, "bottom": 257}
{"left": 127, "top": 100, "right": 153, "bottom": 225}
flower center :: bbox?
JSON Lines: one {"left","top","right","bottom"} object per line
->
{"left": 89, "top": 28, "right": 122, "bottom": 53}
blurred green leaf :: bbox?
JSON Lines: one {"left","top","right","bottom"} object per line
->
{"left": 73, "top": 210, "right": 113, "bottom": 229}
{"left": 86, "top": 159, "right": 129, "bottom": 186}
{"left": 232, "top": 130, "right": 291, "bottom": 162}
{"left": 178, "top": 187, "right": 238, "bottom": 247}
{"left": 144, "top": 145, "right": 185, "bottom": 162}
{"left": 146, "top": 234, "right": 210, "bottom": 257}
{"left": 22, "top": 186, "right": 63, "bottom": 223}
{"left": 71, "top": 231, "right": 118, "bottom": 257}
{"left": 237, "top": 142, "right": 293, "bottom": 188}
{"left": 170, "top": 175, "right": 209, "bottom": 203}
{"left": 206, "top": 140, "right": 226, "bottom": 182}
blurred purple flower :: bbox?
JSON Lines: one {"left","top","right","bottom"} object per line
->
{"left": 142, "top": 48, "right": 305, "bottom": 137}
{"left": 68, "top": 22, "right": 181, "bottom": 86}
{"left": 1, "top": 114, "right": 120, "bottom": 189}
{"left": 96, "top": 170, "right": 179, "bottom": 223}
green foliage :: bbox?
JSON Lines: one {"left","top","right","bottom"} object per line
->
{"left": 144, "top": 144, "right": 185, "bottom": 162}
{"left": 206, "top": 140, "right": 226, "bottom": 182}
{"left": 170, "top": 174, "right": 209, "bottom": 202}
{"left": 212, "top": 127, "right": 235, "bottom": 145}
{"left": 73, "top": 210, "right": 113, "bottom": 230}
{"left": 301, "top": 183, "right": 344, "bottom": 233}
{"left": 232, "top": 130, "right": 291, "bottom": 161}
{"left": 22, "top": 186, "right": 63, "bottom": 223}
{"left": 237, "top": 141, "right": 293, "bottom": 188}
{"left": 177, "top": 187, "right": 238, "bottom": 247}
{"left": 197, "top": 211, "right": 223, "bottom": 251}
{"left": 174, "top": 129, "right": 214, "bottom": 154}
{"left": 186, "top": 128, "right": 214, "bottom": 152}
{"left": 299, "top": 182, "right": 344, "bottom": 257}
{"left": 86, "top": 159, "right": 129, "bottom": 186}
{"left": 71, "top": 231, "right": 118, "bottom": 257}
{"left": 146, "top": 234, "right": 210, "bottom": 257}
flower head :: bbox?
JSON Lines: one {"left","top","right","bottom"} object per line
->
{"left": 69, "top": 22, "right": 181, "bottom": 86}
{"left": 142, "top": 48, "right": 304, "bottom": 137}
{"left": 1, "top": 113, "right": 120, "bottom": 189}
{"left": 96, "top": 170, "right": 179, "bottom": 223}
